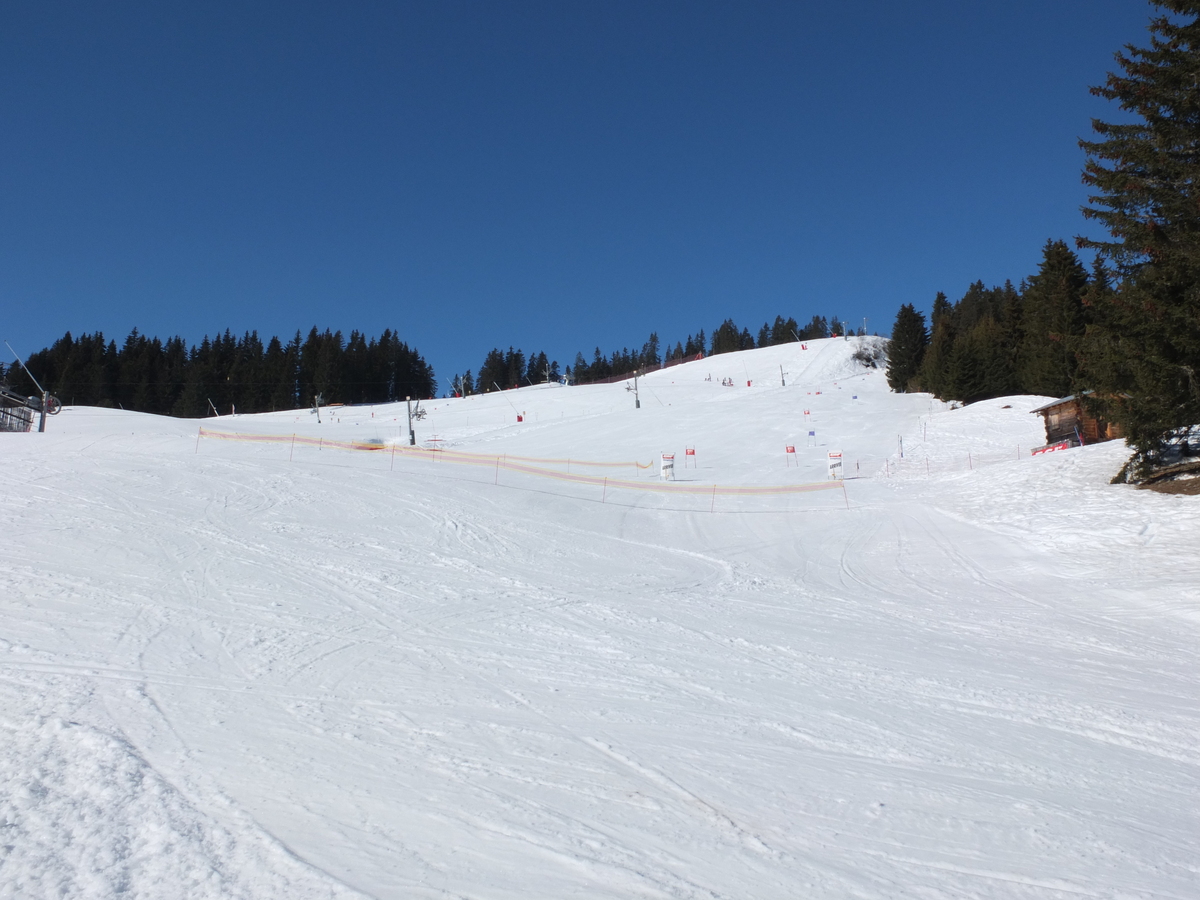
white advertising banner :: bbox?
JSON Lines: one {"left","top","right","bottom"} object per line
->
{"left": 827, "top": 450, "right": 843, "bottom": 480}
{"left": 660, "top": 453, "right": 675, "bottom": 481}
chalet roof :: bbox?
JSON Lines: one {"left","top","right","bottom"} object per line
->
{"left": 1029, "top": 392, "right": 1091, "bottom": 415}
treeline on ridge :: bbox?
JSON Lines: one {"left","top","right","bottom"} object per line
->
{"left": 5, "top": 310, "right": 864, "bottom": 416}
{"left": 451, "top": 313, "right": 861, "bottom": 395}
{"left": 2, "top": 327, "right": 436, "bottom": 417}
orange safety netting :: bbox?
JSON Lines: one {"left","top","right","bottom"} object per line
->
{"left": 198, "top": 428, "right": 842, "bottom": 497}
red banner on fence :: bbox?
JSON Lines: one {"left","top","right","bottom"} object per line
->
{"left": 1031, "top": 440, "right": 1071, "bottom": 455}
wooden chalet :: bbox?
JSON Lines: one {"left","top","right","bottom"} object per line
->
{"left": 1030, "top": 393, "right": 1123, "bottom": 449}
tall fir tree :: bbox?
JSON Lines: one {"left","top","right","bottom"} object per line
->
{"left": 952, "top": 318, "right": 1015, "bottom": 403}
{"left": 930, "top": 291, "right": 952, "bottom": 329}
{"left": 1077, "top": 1, "right": 1200, "bottom": 456}
{"left": 710, "top": 319, "right": 743, "bottom": 355}
{"left": 918, "top": 297, "right": 957, "bottom": 399}
{"left": 1018, "top": 240, "right": 1089, "bottom": 397}
{"left": 885, "top": 304, "right": 928, "bottom": 392}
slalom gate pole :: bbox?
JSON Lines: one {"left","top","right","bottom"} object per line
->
{"left": 290, "top": 434, "right": 296, "bottom": 462}
{"left": 195, "top": 427, "right": 201, "bottom": 454}
{"left": 495, "top": 456, "right": 500, "bottom": 485}
{"left": 842, "top": 481, "right": 849, "bottom": 510}
{"left": 390, "top": 444, "right": 395, "bottom": 471}
{"left": 710, "top": 483, "right": 717, "bottom": 513}
{"left": 602, "top": 476, "right": 607, "bottom": 503}
{"left": 969, "top": 452, "right": 973, "bottom": 470}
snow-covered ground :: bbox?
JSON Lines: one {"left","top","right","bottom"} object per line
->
{"left": 2, "top": 336, "right": 1198, "bottom": 899}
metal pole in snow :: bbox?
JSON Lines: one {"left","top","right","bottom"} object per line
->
{"left": 602, "top": 477, "right": 608, "bottom": 503}
{"left": 195, "top": 427, "right": 202, "bottom": 453}
{"left": 841, "top": 481, "right": 849, "bottom": 510}
{"left": 710, "top": 483, "right": 717, "bottom": 513}
{"left": 290, "top": 434, "right": 295, "bottom": 462}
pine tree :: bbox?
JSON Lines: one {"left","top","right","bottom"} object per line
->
{"left": 478, "top": 348, "right": 507, "bottom": 392}
{"left": 640, "top": 333, "right": 660, "bottom": 368}
{"left": 503, "top": 347, "right": 526, "bottom": 388}
{"left": 930, "top": 292, "right": 952, "bottom": 328}
{"left": 919, "top": 314, "right": 957, "bottom": 400}
{"left": 1018, "top": 240, "right": 1089, "bottom": 397}
{"left": 263, "top": 336, "right": 290, "bottom": 410}
{"left": 885, "top": 304, "right": 928, "bottom": 392}
{"left": 800, "top": 316, "right": 827, "bottom": 340}
{"left": 952, "top": 318, "right": 1014, "bottom": 403}
{"left": 572, "top": 352, "right": 589, "bottom": 383}
{"left": 591, "top": 347, "right": 610, "bottom": 380}
{"left": 710, "top": 320, "right": 742, "bottom": 355}
{"left": 771, "top": 316, "right": 799, "bottom": 344}
{"left": 527, "top": 351, "right": 549, "bottom": 384}
{"left": 1077, "top": 1, "right": 1200, "bottom": 456}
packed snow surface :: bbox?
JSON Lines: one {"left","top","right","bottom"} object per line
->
{"left": 2, "top": 337, "right": 1198, "bottom": 899}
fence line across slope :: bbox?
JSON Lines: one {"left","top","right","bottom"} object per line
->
{"left": 197, "top": 428, "right": 843, "bottom": 498}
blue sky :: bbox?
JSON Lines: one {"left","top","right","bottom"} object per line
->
{"left": 2, "top": 1, "right": 1151, "bottom": 387}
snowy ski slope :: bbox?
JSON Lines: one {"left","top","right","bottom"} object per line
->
{"left": 2, "top": 336, "right": 1198, "bottom": 899}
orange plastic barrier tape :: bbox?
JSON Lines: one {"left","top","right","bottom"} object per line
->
{"left": 198, "top": 429, "right": 841, "bottom": 497}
